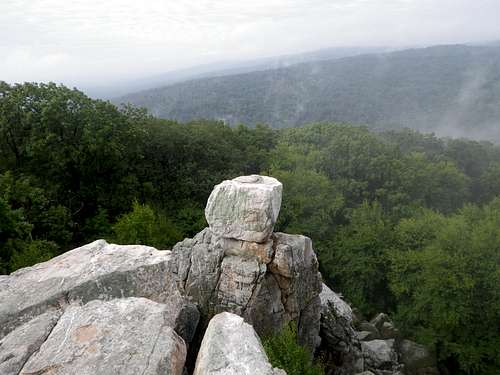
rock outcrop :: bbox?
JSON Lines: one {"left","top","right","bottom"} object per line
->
{"left": 361, "top": 339, "right": 400, "bottom": 373}
{"left": 169, "top": 222, "right": 322, "bottom": 352}
{"left": 194, "top": 312, "right": 284, "bottom": 375}
{"left": 318, "top": 284, "right": 438, "bottom": 375}
{"left": 398, "top": 340, "right": 438, "bottom": 375}
{"left": 0, "top": 241, "right": 199, "bottom": 344}
{"left": 0, "top": 242, "right": 198, "bottom": 374}
{"left": 0, "top": 174, "right": 439, "bottom": 375}
{"left": 319, "top": 284, "right": 364, "bottom": 375}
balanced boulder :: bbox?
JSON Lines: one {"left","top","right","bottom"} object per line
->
{"left": 205, "top": 175, "right": 282, "bottom": 243}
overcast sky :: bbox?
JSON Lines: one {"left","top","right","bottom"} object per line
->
{"left": 1, "top": 0, "right": 500, "bottom": 87}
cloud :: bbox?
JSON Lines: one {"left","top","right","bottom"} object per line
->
{"left": 1, "top": 0, "right": 499, "bottom": 86}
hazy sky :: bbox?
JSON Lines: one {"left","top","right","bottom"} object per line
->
{"left": 2, "top": 0, "right": 500, "bottom": 87}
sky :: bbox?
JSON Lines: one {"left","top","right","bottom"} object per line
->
{"left": 1, "top": 0, "right": 500, "bottom": 87}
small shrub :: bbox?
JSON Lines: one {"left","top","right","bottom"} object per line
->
{"left": 112, "top": 201, "right": 182, "bottom": 249}
{"left": 8, "top": 240, "right": 57, "bottom": 272}
{"left": 263, "top": 323, "right": 324, "bottom": 375}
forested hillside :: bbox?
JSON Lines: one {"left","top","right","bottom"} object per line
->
{"left": 86, "top": 46, "right": 386, "bottom": 99}
{"left": 1, "top": 82, "right": 499, "bottom": 374}
{"left": 116, "top": 44, "right": 500, "bottom": 141}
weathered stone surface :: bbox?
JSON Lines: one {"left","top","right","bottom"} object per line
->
{"left": 319, "top": 283, "right": 363, "bottom": 375}
{"left": 0, "top": 240, "right": 199, "bottom": 343}
{"left": 170, "top": 228, "right": 225, "bottom": 312}
{"left": 0, "top": 310, "right": 61, "bottom": 375}
{"left": 243, "top": 272, "right": 286, "bottom": 336}
{"left": 269, "top": 232, "right": 322, "bottom": 350}
{"left": 222, "top": 237, "right": 274, "bottom": 264}
{"left": 359, "top": 322, "right": 380, "bottom": 338}
{"left": 0, "top": 240, "right": 174, "bottom": 337}
{"left": 20, "top": 298, "right": 187, "bottom": 375}
{"left": 320, "top": 283, "right": 353, "bottom": 324}
{"left": 356, "top": 330, "right": 379, "bottom": 342}
{"left": 361, "top": 339, "right": 398, "bottom": 371}
{"left": 379, "top": 321, "right": 399, "bottom": 340}
{"left": 205, "top": 175, "right": 282, "bottom": 243}
{"left": 193, "top": 312, "right": 282, "bottom": 375}
{"left": 216, "top": 255, "right": 266, "bottom": 316}
{"left": 370, "top": 313, "right": 391, "bottom": 332}
{"left": 270, "top": 233, "right": 322, "bottom": 316}
{"left": 169, "top": 228, "right": 322, "bottom": 352}
{"left": 398, "top": 339, "right": 438, "bottom": 375}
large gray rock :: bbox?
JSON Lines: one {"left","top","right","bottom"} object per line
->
{"left": 0, "top": 240, "right": 199, "bottom": 343}
{"left": 370, "top": 313, "right": 391, "bottom": 332}
{"left": 319, "top": 284, "right": 363, "bottom": 375}
{"left": 398, "top": 339, "right": 438, "bottom": 375}
{"left": 169, "top": 228, "right": 322, "bottom": 352}
{"left": 320, "top": 283, "right": 353, "bottom": 324}
{"left": 379, "top": 321, "right": 399, "bottom": 340}
{"left": 20, "top": 298, "right": 187, "bottom": 375}
{"left": 356, "top": 330, "right": 379, "bottom": 342}
{"left": 193, "top": 312, "right": 284, "bottom": 375}
{"left": 0, "top": 310, "right": 61, "bottom": 375}
{"left": 205, "top": 175, "right": 282, "bottom": 243}
{"left": 359, "top": 322, "right": 380, "bottom": 339}
{"left": 268, "top": 232, "right": 322, "bottom": 350}
{"left": 361, "top": 339, "right": 398, "bottom": 372}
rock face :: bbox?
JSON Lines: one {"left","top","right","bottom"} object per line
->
{"left": 169, "top": 228, "right": 322, "bottom": 352}
{"left": 320, "top": 283, "right": 353, "bottom": 324}
{"left": 0, "top": 242, "right": 198, "bottom": 375}
{"left": 0, "top": 174, "right": 322, "bottom": 373}
{"left": 193, "top": 312, "right": 283, "bottom": 375}
{"left": 399, "top": 340, "right": 438, "bottom": 375}
{"left": 353, "top": 313, "right": 438, "bottom": 375}
{"left": 0, "top": 310, "right": 61, "bottom": 375}
{"left": 20, "top": 298, "right": 186, "bottom": 375}
{"left": 205, "top": 175, "right": 282, "bottom": 243}
{"left": 319, "top": 284, "right": 363, "bottom": 375}
{"left": 0, "top": 241, "right": 198, "bottom": 343}
{"left": 361, "top": 339, "right": 399, "bottom": 372}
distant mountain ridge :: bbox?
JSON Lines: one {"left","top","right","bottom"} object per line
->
{"left": 115, "top": 44, "right": 500, "bottom": 141}
{"left": 84, "top": 46, "right": 387, "bottom": 99}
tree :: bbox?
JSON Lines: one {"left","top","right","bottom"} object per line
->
{"left": 388, "top": 201, "right": 500, "bottom": 374}
{"left": 112, "top": 201, "right": 182, "bottom": 249}
{"left": 320, "top": 201, "right": 395, "bottom": 315}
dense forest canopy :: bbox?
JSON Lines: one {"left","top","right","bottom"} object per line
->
{"left": 116, "top": 44, "right": 500, "bottom": 141}
{"left": 1, "top": 82, "right": 499, "bottom": 374}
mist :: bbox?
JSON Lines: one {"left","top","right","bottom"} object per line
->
{"left": 2, "top": 0, "right": 500, "bottom": 88}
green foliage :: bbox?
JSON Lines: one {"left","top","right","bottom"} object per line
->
{"left": 263, "top": 323, "right": 324, "bottom": 375}
{"left": 320, "top": 201, "right": 394, "bottom": 315}
{"left": 272, "top": 168, "right": 344, "bottom": 241}
{"left": 82, "top": 208, "right": 113, "bottom": 241}
{"left": 0, "top": 196, "right": 32, "bottom": 273}
{"left": 388, "top": 200, "right": 500, "bottom": 374}
{"left": 112, "top": 201, "right": 182, "bottom": 249}
{"left": 8, "top": 240, "right": 58, "bottom": 271}
{"left": 115, "top": 45, "right": 500, "bottom": 140}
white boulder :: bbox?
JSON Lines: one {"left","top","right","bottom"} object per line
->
{"left": 205, "top": 175, "right": 282, "bottom": 243}
{"left": 194, "top": 312, "right": 284, "bottom": 375}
